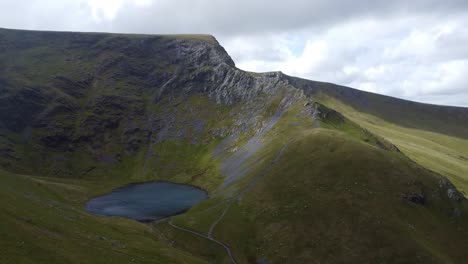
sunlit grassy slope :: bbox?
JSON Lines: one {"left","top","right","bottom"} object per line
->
{"left": 285, "top": 77, "right": 468, "bottom": 140}
{"left": 158, "top": 101, "right": 468, "bottom": 264}
{"left": 316, "top": 93, "right": 468, "bottom": 196}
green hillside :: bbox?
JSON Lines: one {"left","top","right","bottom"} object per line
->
{"left": 161, "top": 101, "right": 468, "bottom": 263}
{"left": 0, "top": 169, "right": 208, "bottom": 264}
{"left": 314, "top": 93, "right": 468, "bottom": 196}
{"left": 1, "top": 28, "right": 468, "bottom": 263}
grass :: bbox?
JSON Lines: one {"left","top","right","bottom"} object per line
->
{"left": 143, "top": 139, "right": 224, "bottom": 191}
{"left": 0, "top": 169, "right": 207, "bottom": 264}
{"left": 286, "top": 77, "right": 468, "bottom": 139}
{"left": 0, "top": 27, "right": 218, "bottom": 45}
{"left": 213, "top": 128, "right": 468, "bottom": 263}
{"left": 160, "top": 100, "right": 468, "bottom": 263}
{"left": 155, "top": 221, "right": 231, "bottom": 263}
{"left": 316, "top": 93, "right": 468, "bottom": 196}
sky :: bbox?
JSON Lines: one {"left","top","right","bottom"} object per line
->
{"left": 1, "top": 0, "right": 468, "bottom": 106}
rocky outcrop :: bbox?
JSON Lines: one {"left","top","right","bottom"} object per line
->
{"left": 401, "top": 180, "right": 427, "bottom": 205}
{"left": 401, "top": 191, "right": 426, "bottom": 205}
{"left": 0, "top": 85, "right": 50, "bottom": 132}
{"left": 303, "top": 101, "right": 345, "bottom": 125}
{"left": 285, "top": 75, "right": 468, "bottom": 140}
{"left": 154, "top": 63, "right": 286, "bottom": 105}
{"left": 439, "top": 178, "right": 464, "bottom": 202}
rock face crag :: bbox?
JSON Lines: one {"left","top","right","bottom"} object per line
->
{"left": 0, "top": 28, "right": 300, "bottom": 176}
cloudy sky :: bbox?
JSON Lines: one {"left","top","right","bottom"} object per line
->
{"left": 1, "top": 0, "right": 468, "bottom": 106}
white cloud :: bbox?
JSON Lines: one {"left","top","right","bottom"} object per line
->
{"left": 227, "top": 15, "right": 468, "bottom": 106}
{"left": 282, "top": 40, "right": 329, "bottom": 77}
{"left": 87, "top": 0, "right": 124, "bottom": 22}
{"left": 134, "top": 0, "right": 153, "bottom": 7}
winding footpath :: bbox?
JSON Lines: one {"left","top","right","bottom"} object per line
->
{"left": 208, "top": 204, "right": 232, "bottom": 239}
{"left": 168, "top": 220, "right": 238, "bottom": 264}
{"left": 166, "top": 141, "right": 292, "bottom": 264}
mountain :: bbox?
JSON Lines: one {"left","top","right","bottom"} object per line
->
{"left": 1, "top": 27, "right": 468, "bottom": 264}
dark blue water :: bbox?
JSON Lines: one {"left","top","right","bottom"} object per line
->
{"left": 86, "top": 182, "right": 208, "bottom": 222}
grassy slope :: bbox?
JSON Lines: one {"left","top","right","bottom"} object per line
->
{"left": 3, "top": 93, "right": 233, "bottom": 189}
{"left": 0, "top": 27, "right": 281, "bottom": 262}
{"left": 226, "top": 129, "right": 468, "bottom": 263}
{"left": 285, "top": 77, "right": 468, "bottom": 139}
{"left": 0, "top": 169, "right": 209, "bottom": 264}
{"left": 157, "top": 101, "right": 468, "bottom": 264}
{"left": 317, "top": 94, "right": 468, "bottom": 196}
{"left": 4, "top": 93, "right": 466, "bottom": 264}
{"left": 0, "top": 93, "right": 236, "bottom": 263}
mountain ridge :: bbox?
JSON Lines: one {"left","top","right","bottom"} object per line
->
{"left": 1, "top": 27, "right": 468, "bottom": 264}
{"left": 3, "top": 26, "right": 468, "bottom": 107}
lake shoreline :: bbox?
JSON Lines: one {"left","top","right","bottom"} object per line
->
{"left": 85, "top": 181, "right": 209, "bottom": 222}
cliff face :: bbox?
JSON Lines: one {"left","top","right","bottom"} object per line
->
{"left": 0, "top": 28, "right": 302, "bottom": 176}
{"left": 0, "top": 29, "right": 234, "bottom": 133}
{"left": 0, "top": 27, "right": 467, "bottom": 178}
